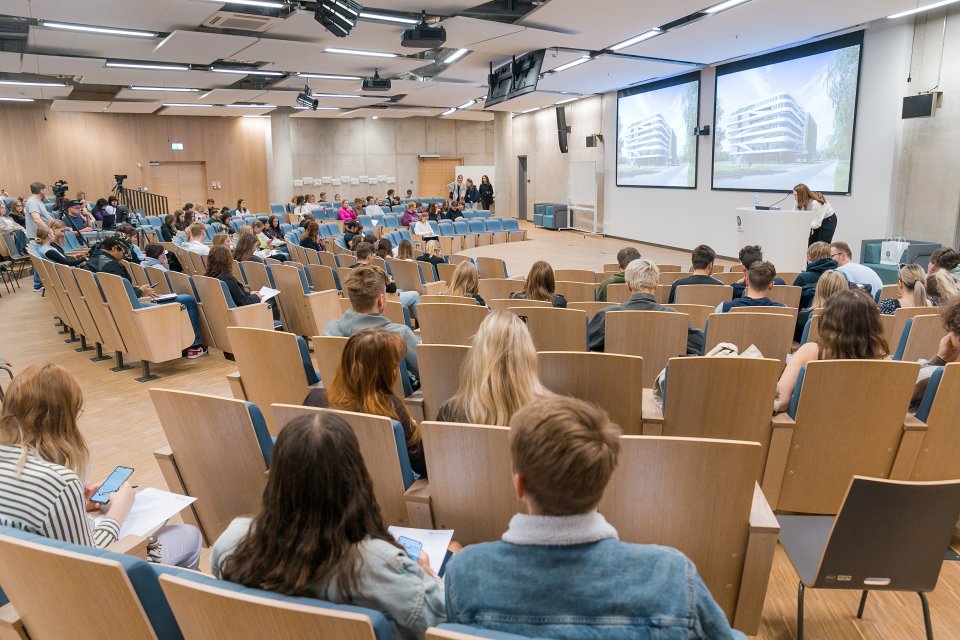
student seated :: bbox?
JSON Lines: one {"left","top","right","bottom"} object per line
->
{"left": 668, "top": 244, "right": 723, "bottom": 303}
{"left": 36, "top": 225, "right": 86, "bottom": 267}
{"left": 300, "top": 221, "right": 326, "bottom": 252}
{"left": 263, "top": 215, "right": 284, "bottom": 242}
{"left": 588, "top": 258, "right": 704, "bottom": 354}
{"left": 791, "top": 242, "right": 837, "bottom": 308}
{"left": 401, "top": 203, "right": 421, "bottom": 228}
{"left": 878, "top": 264, "right": 935, "bottom": 315}
{"left": 0, "top": 363, "right": 202, "bottom": 567}
{"left": 397, "top": 239, "right": 414, "bottom": 260}
{"left": 338, "top": 199, "right": 358, "bottom": 222}
{"left": 324, "top": 265, "right": 421, "bottom": 379}
{"left": 376, "top": 238, "right": 395, "bottom": 260}
{"left": 910, "top": 298, "right": 960, "bottom": 409}
{"left": 438, "top": 312, "right": 547, "bottom": 426}
{"left": 927, "top": 247, "right": 960, "bottom": 281}
{"left": 596, "top": 247, "right": 640, "bottom": 302}
{"left": 927, "top": 270, "right": 960, "bottom": 307}
{"left": 416, "top": 240, "right": 447, "bottom": 268}
{"left": 795, "top": 270, "right": 847, "bottom": 342}
{"left": 205, "top": 245, "right": 279, "bottom": 322}
{"left": 86, "top": 237, "right": 207, "bottom": 359}
{"left": 116, "top": 224, "right": 146, "bottom": 262}
{"left": 444, "top": 395, "right": 744, "bottom": 640}
{"left": 343, "top": 220, "right": 362, "bottom": 247}
{"left": 160, "top": 214, "right": 178, "bottom": 242}
{"left": 305, "top": 328, "right": 426, "bottom": 477}
{"left": 777, "top": 289, "right": 889, "bottom": 411}
{"left": 364, "top": 196, "right": 385, "bottom": 217}
{"left": 61, "top": 199, "right": 93, "bottom": 233}
{"left": 731, "top": 245, "right": 786, "bottom": 299}
{"left": 830, "top": 241, "right": 883, "bottom": 300}
{"left": 141, "top": 243, "right": 170, "bottom": 271}
{"left": 353, "top": 243, "right": 419, "bottom": 318}
{"left": 716, "top": 261, "right": 786, "bottom": 312}
{"left": 509, "top": 261, "right": 567, "bottom": 308}
{"left": 445, "top": 260, "right": 485, "bottom": 306}
{"left": 182, "top": 221, "right": 210, "bottom": 255}
{"left": 212, "top": 411, "right": 445, "bottom": 639}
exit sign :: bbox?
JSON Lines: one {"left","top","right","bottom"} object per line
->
{"left": 171, "top": 142, "right": 184, "bottom": 151}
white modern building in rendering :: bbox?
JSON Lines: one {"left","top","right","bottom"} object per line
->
{"left": 619, "top": 114, "right": 677, "bottom": 166}
{"left": 725, "top": 93, "right": 817, "bottom": 163}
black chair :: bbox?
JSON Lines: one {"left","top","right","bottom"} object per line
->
{"left": 778, "top": 476, "right": 960, "bottom": 639}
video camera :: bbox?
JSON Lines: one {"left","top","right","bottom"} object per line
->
{"left": 113, "top": 174, "right": 127, "bottom": 196}
{"left": 51, "top": 179, "right": 68, "bottom": 198}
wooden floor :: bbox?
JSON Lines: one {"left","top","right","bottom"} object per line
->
{"left": 2, "top": 225, "right": 958, "bottom": 640}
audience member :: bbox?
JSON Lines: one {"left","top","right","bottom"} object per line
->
{"left": 928, "top": 270, "right": 960, "bottom": 306}
{"left": 910, "top": 298, "right": 960, "bottom": 409}
{"left": 232, "top": 232, "right": 262, "bottom": 264}
{"left": 792, "top": 241, "right": 838, "bottom": 308}
{"left": 298, "top": 213, "right": 314, "bottom": 229}
{"left": 401, "top": 202, "right": 421, "bottom": 228}
{"left": 211, "top": 412, "right": 444, "bottom": 639}
{"left": 305, "top": 329, "right": 426, "bottom": 477}
{"left": 0, "top": 363, "right": 202, "bottom": 567}
{"left": 36, "top": 226, "right": 86, "bottom": 267}
{"left": 159, "top": 214, "right": 178, "bottom": 242}
{"left": 116, "top": 224, "right": 145, "bottom": 262}
{"left": 300, "top": 221, "right": 326, "bottom": 252}
{"left": 205, "top": 245, "right": 279, "bottom": 322}
{"left": 324, "top": 265, "right": 421, "bottom": 378}
{"left": 438, "top": 312, "right": 547, "bottom": 426}
{"left": 293, "top": 195, "right": 311, "bottom": 218}
{"left": 777, "top": 289, "right": 888, "bottom": 411}
{"left": 927, "top": 247, "right": 960, "bottom": 280}
{"left": 376, "top": 237, "right": 395, "bottom": 260}
{"left": 830, "top": 241, "right": 883, "bottom": 300}
{"left": 0, "top": 199, "right": 28, "bottom": 252}
{"left": 509, "top": 261, "right": 567, "bottom": 308}
{"left": 668, "top": 244, "right": 722, "bottom": 304}
{"left": 211, "top": 232, "right": 229, "bottom": 249}
{"left": 596, "top": 247, "right": 641, "bottom": 302}
{"left": 589, "top": 259, "right": 704, "bottom": 354}
{"left": 444, "top": 395, "right": 744, "bottom": 640}
{"left": 795, "top": 270, "right": 848, "bottom": 342}
{"left": 364, "top": 196, "right": 385, "bottom": 217}
{"left": 878, "top": 264, "right": 934, "bottom": 315}
{"left": 354, "top": 243, "right": 420, "bottom": 316}
{"left": 731, "top": 245, "right": 785, "bottom": 299}
{"left": 445, "top": 261, "right": 485, "bottom": 306}
{"left": 90, "top": 198, "right": 109, "bottom": 224}
{"left": 24, "top": 182, "right": 54, "bottom": 240}
{"left": 235, "top": 199, "right": 250, "bottom": 216}
{"left": 397, "top": 239, "right": 414, "bottom": 260}
{"left": 338, "top": 199, "right": 358, "bottom": 222}
{"left": 417, "top": 240, "right": 447, "bottom": 268}
{"left": 716, "top": 262, "right": 785, "bottom": 312}
{"left": 8, "top": 199, "right": 27, "bottom": 228}
{"left": 61, "top": 199, "right": 93, "bottom": 233}
{"left": 182, "top": 222, "right": 210, "bottom": 255}
{"left": 343, "top": 220, "right": 362, "bottom": 247}
{"left": 141, "top": 244, "right": 169, "bottom": 271}
{"left": 263, "top": 215, "right": 284, "bottom": 242}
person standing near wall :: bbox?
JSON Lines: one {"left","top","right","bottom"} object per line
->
{"left": 794, "top": 183, "right": 837, "bottom": 246}
{"left": 478, "top": 175, "right": 494, "bottom": 212}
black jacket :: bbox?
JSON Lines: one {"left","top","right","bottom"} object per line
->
{"left": 218, "top": 274, "right": 259, "bottom": 307}
{"left": 794, "top": 258, "right": 839, "bottom": 309}
{"left": 42, "top": 244, "right": 85, "bottom": 267}
{"left": 668, "top": 274, "right": 724, "bottom": 304}
{"left": 85, "top": 249, "right": 130, "bottom": 281}
{"left": 588, "top": 293, "right": 704, "bottom": 354}
{"left": 464, "top": 186, "right": 480, "bottom": 203}
{"left": 160, "top": 225, "right": 177, "bottom": 243}
{"left": 478, "top": 182, "right": 494, "bottom": 206}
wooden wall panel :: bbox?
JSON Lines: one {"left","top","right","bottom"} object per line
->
{"left": 0, "top": 103, "right": 269, "bottom": 212}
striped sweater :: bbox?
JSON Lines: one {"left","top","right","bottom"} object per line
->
{"left": 0, "top": 444, "right": 120, "bottom": 548}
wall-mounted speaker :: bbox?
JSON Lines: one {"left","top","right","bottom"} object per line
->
{"left": 556, "top": 106, "right": 571, "bottom": 154}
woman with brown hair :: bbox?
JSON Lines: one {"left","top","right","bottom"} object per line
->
{"left": 509, "top": 260, "right": 567, "bottom": 308}
{"left": 397, "top": 238, "right": 414, "bottom": 261}
{"left": 376, "top": 237, "right": 394, "bottom": 260}
{"left": 300, "top": 220, "right": 326, "bottom": 252}
{"left": 263, "top": 215, "right": 284, "bottom": 242}
{"left": 305, "top": 328, "right": 426, "bottom": 477}
{"left": 793, "top": 183, "right": 837, "bottom": 245}
{"left": 777, "top": 289, "right": 889, "bottom": 411}
{"left": 211, "top": 411, "right": 444, "bottom": 639}
{"left": 0, "top": 364, "right": 201, "bottom": 566}
{"left": 232, "top": 231, "right": 262, "bottom": 264}
{"left": 878, "top": 264, "right": 935, "bottom": 315}
{"left": 445, "top": 260, "right": 485, "bottom": 306}
{"left": 205, "top": 245, "right": 264, "bottom": 308}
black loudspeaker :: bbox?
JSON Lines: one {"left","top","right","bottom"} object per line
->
{"left": 556, "top": 106, "right": 570, "bottom": 153}
{"left": 902, "top": 94, "right": 936, "bottom": 119}
{"left": 586, "top": 135, "right": 597, "bottom": 148}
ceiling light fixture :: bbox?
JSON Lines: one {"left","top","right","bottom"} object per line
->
{"left": 457, "top": 100, "right": 476, "bottom": 109}
{"left": 226, "top": 103, "right": 278, "bottom": 108}
{"left": 441, "top": 107, "right": 456, "bottom": 116}
{"left": 130, "top": 86, "right": 199, "bottom": 92}
{"left": 315, "top": 0, "right": 363, "bottom": 38}
{"left": 359, "top": 11, "right": 418, "bottom": 24}
{"left": 162, "top": 103, "right": 214, "bottom": 108}
{"left": 207, "top": 0, "right": 286, "bottom": 7}
{"left": 520, "top": 107, "right": 540, "bottom": 114}
{"left": 888, "top": 0, "right": 960, "bottom": 18}
{"left": 294, "top": 105, "right": 341, "bottom": 110}
{"left": 610, "top": 28, "right": 661, "bottom": 51}
{"left": 106, "top": 61, "right": 189, "bottom": 71}
{"left": 551, "top": 56, "right": 592, "bottom": 73}
{"left": 296, "top": 72, "right": 362, "bottom": 80}
{"left": 554, "top": 97, "right": 578, "bottom": 105}
{"left": 0, "top": 79, "right": 67, "bottom": 87}
{"left": 0, "top": 97, "right": 35, "bottom": 102}
{"left": 324, "top": 47, "right": 397, "bottom": 58}
{"left": 211, "top": 67, "right": 284, "bottom": 76}
{"left": 443, "top": 48, "right": 469, "bottom": 64}
{"left": 372, "top": 115, "right": 379, "bottom": 119}
{"left": 312, "top": 92, "right": 367, "bottom": 98}
{"left": 703, "top": 0, "right": 751, "bottom": 14}
{"left": 42, "top": 20, "right": 158, "bottom": 38}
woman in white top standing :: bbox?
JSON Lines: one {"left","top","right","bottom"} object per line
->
{"left": 793, "top": 183, "right": 837, "bottom": 246}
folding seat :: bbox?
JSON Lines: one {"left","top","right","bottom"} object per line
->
{"left": 268, "top": 265, "right": 341, "bottom": 338}
{"left": 511, "top": 307, "right": 588, "bottom": 351}
{"left": 417, "top": 303, "right": 489, "bottom": 345}
{"left": 501, "top": 218, "right": 526, "bottom": 241}
{"left": 386, "top": 258, "right": 446, "bottom": 296}
{"left": 452, "top": 220, "right": 475, "bottom": 249}
{"left": 191, "top": 275, "right": 277, "bottom": 353}
{"left": 358, "top": 215, "right": 374, "bottom": 228}
{"left": 476, "top": 257, "right": 508, "bottom": 279}
{"left": 205, "top": 225, "right": 218, "bottom": 241}
{"left": 892, "top": 313, "right": 943, "bottom": 361}
{"left": 461, "top": 209, "right": 477, "bottom": 220}
{"left": 468, "top": 219, "right": 490, "bottom": 246}
{"left": 482, "top": 218, "right": 506, "bottom": 243}
{"left": 270, "top": 203, "right": 286, "bottom": 214}
{"left": 703, "top": 311, "right": 795, "bottom": 363}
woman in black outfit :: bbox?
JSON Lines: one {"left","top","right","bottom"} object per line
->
{"left": 263, "top": 215, "right": 284, "bottom": 242}
{"left": 160, "top": 214, "right": 178, "bottom": 242}
{"left": 300, "top": 221, "right": 326, "bottom": 252}
{"left": 205, "top": 245, "right": 279, "bottom": 321}
{"left": 416, "top": 240, "right": 447, "bottom": 268}
{"left": 36, "top": 226, "right": 86, "bottom": 267}
{"left": 478, "top": 175, "right": 494, "bottom": 211}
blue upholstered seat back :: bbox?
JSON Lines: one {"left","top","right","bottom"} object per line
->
{"left": 914, "top": 366, "right": 944, "bottom": 423}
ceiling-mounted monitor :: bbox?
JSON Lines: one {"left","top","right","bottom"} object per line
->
{"left": 485, "top": 49, "right": 546, "bottom": 107}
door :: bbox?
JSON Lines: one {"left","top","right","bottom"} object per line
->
{"left": 418, "top": 157, "right": 463, "bottom": 199}
{"left": 146, "top": 162, "right": 207, "bottom": 209}
{"left": 518, "top": 156, "right": 528, "bottom": 221}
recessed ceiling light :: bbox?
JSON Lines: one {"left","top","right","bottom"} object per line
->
{"left": 610, "top": 29, "right": 661, "bottom": 51}
{"left": 324, "top": 47, "right": 398, "bottom": 58}
{"left": 443, "top": 48, "right": 469, "bottom": 64}
{"left": 555, "top": 97, "right": 578, "bottom": 105}
{"left": 372, "top": 115, "right": 379, "bottom": 119}
{"left": 0, "top": 79, "right": 67, "bottom": 87}
{"left": 551, "top": 56, "right": 591, "bottom": 73}
{"left": 457, "top": 100, "right": 476, "bottom": 109}
{"left": 703, "top": 0, "right": 750, "bottom": 14}
{"left": 130, "top": 86, "right": 199, "bottom": 92}
{"left": 888, "top": 0, "right": 960, "bottom": 18}
{"left": 358, "top": 11, "right": 419, "bottom": 24}
{"left": 312, "top": 92, "right": 367, "bottom": 98}
{"left": 0, "top": 97, "right": 35, "bottom": 102}
{"left": 520, "top": 107, "right": 540, "bottom": 114}
{"left": 441, "top": 107, "right": 456, "bottom": 116}
{"left": 42, "top": 20, "right": 158, "bottom": 38}
{"left": 296, "top": 72, "right": 362, "bottom": 80}
{"left": 107, "top": 61, "right": 189, "bottom": 71}
{"left": 294, "top": 106, "right": 342, "bottom": 110}
{"left": 162, "top": 103, "right": 214, "bottom": 108}
{"left": 211, "top": 67, "right": 284, "bottom": 76}
{"left": 226, "top": 103, "right": 278, "bottom": 108}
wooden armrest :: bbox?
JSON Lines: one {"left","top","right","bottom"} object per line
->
{"left": 154, "top": 445, "right": 173, "bottom": 459}
{"left": 903, "top": 414, "right": 928, "bottom": 431}
{"left": 226, "top": 371, "right": 247, "bottom": 400}
{"left": 422, "top": 281, "right": 446, "bottom": 295}
{"left": 404, "top": 478, "right": 431, "bottom": 503}
{"left": 404, "top": 479, "right": 433, "bottom": 528}
{"left": 771, "top": 412, "right": 795, "bottom": 428}
{"left": 749, "top": 483, "right": 779, "bottom": 534}
{"left": 107, "top": 535, "right": 148, "bottom": 556}
{"left": 230, "top": 302, "right": 275, "bottom": 330}
{"left": 641, "top": 388, "right": 663, "bottom": 423}
{"left": 404, "top": 392, "right": 425, "bottom": 424}
{"left": 0, "top": 603, "right": 27, "bottom": 639}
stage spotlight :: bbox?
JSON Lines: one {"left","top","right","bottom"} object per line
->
{"left": 297, "top": 84, "right": 319, "bottom": 110}
{"left": 315, "top": 0, "right": 362, "bottom": 38}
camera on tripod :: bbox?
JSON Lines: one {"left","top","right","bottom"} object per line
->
{"left": 112, "top": 174, "right": 127, "bottom": 196}
{"left": 51, "top": 179, "right": 68, "bottom": 198}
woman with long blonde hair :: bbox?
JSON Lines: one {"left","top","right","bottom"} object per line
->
{"left": 928, "top": 269, "right": 960, "bottom": 306}
{"left": 437, "top": 311, "right": 548, "bottom": 426}
{"left": 446, "top": 261, "right": 485, "bottom": 306}
{"left": 793, "top": 183, "right": 837, "bottom": 245}
{"left": 509, "top": 260, "right": 567, "bottom": 308}
{"left": 0, "top": 364, "right": 200, "bottom": 565}
{"left": 811, "top": 270, "right": 848, "bottom": 309}
{"left": 878, "top": 264, "right": 934, "bottom": 315}
{"left": 305, "top": 328, "right": 426, "bottom": 477}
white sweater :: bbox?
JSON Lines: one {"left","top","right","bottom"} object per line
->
{"left": 800, "top": 200, "right": 836, "bottom": 229}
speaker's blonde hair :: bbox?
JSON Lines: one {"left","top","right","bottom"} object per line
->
{"left": 444, "top": 311, "right": 547, "bottom": 426}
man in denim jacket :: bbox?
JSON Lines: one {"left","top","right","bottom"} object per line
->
{"left": 444, "top": 396, "right": 744, "bottom": 640}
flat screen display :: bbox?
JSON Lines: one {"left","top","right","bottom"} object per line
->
{"left": 712, "top": 31, "right": 863, "bottom": 194}
{"left": 616, "top": 72, "right": 700, "bottom": 189}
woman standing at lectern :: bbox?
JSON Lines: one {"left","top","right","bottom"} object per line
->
{"left": 794, "top": 183, "right": 837, "bottom": 246}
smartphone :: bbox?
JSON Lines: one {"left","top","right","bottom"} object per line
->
{"left": 90, "top": 466, "right": 134, "bottom": 504}
{"left": 397, "top": 536, "right": 423, "bottom": 561}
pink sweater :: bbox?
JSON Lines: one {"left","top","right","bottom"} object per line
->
{"left": 339, "top": 207, "right": 358, "bottom": 222}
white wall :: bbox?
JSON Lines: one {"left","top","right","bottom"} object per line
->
{"left": 599, "top": 22, "right": 911, "bottom": 260}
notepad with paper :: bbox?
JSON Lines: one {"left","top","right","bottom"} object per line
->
{"left": 257, "top": 286, "right": 281, "bottom": 303}
{"left": 96, "top": 488, "right": 197, "bottom": 537}
{"left": 387, "top": 526, "right": 453, "bottom": 574}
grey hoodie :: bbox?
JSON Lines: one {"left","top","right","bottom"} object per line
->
{"left": 323, "top": 309, "right": 420, "bottom": 376}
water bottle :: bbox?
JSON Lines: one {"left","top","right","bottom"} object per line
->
{"left": 753, "top": 193, "right": 759, "bottom": 208}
